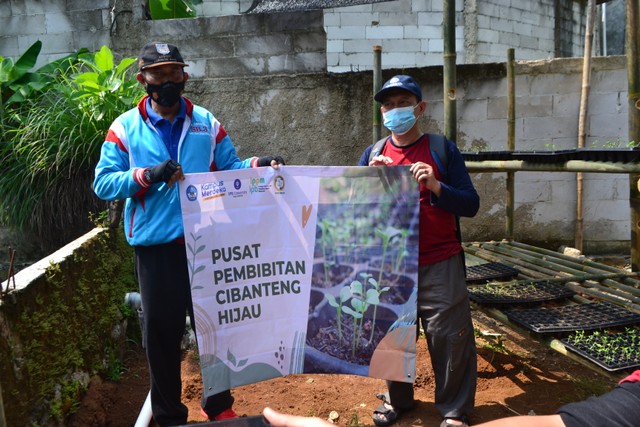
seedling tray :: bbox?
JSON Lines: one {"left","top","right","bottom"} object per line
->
{"left": 467, "top": 280, "right": 575, "bottom": 305}
{"left": 504, "top": 302, "right": 640, "bottom": 334}
{"left": 561, "top": 329, "right": 640, "bottom": 372}
{"left": 466, "top": 262, "right": 520, "bottom": 284}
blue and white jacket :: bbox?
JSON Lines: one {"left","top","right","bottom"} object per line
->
{"left": 94, "top": 96, "right": 258, "bottom": 246}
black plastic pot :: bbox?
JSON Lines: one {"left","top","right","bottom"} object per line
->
{"left": 311, "top": 262, "right": 354, "bottom": 289}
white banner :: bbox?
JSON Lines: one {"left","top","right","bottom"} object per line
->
{"left": 179, "top": 166, "right": 419, "bottom": 398}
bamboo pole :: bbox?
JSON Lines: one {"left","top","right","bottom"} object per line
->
{"left": 479, "top": 243, "right": 586, "bottom": 276}
{"left": 468, "top": 241, "right": 640, "bottom": 299}
{"left": 508, "top": 241, "right": 640, "bottom": 288}
{"left": 372, "top": 45, "right": 382, "bottom": 144}
{"left": 627, "top": 0, "right": 640, "bottom": 271}
{"left": 487, "top": 241, "right": 640, "bottom": 287}
{"left": 464, "top": 245, "right": 563, "bottom": 278}
{"left": 576, "top": 0, "right": 596, "bottom": 252}
{"left": 443, "top": 0, "right": 457, "bottom": 142}
{"left": 506, "top": 48, "right": 515, "bottom": 240}
{"left": 465, "top": 160, "right": 640, "bottom": 173}
{"left": 566, "top": 280, "right": 640, "bottom": 308}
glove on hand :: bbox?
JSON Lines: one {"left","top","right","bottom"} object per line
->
{"left": 257, "top": 156, "right": 286, "bottom": 167}
{"left": 144, "top": 159, "right": 181, "bottom": 184}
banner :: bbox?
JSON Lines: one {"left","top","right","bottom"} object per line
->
{"left": 179, "top": 166, "right": 420, "bottom": 398}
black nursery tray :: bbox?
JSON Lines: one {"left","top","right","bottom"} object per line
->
{"left": 574, "top": 148, "right": 640, "bottom": 163}
{"left": 504, "top": 302, "right": 640, "bottom": 334}
{"left": 465, "top": 262, "right": 520, "bottom": 284}
{"left": 561, "top": 329, "right": 640, "bottom": 372}
{"left": 468, "top": 280, "right": 575, "bottom": 305}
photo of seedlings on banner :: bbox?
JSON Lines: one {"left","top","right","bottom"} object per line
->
{"left": 179, "top": 165, "right": 419, "bottom": 398}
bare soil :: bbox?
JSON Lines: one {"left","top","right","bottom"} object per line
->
{"left": 67, "top": 309, "right": 622, "bottom": 427}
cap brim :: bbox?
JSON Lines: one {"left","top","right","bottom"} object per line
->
{"left": 374, "top": 88, "right": 388, "bottom": 103}
{"left": 374, "top": 87, "right": 420, "bottom": 103}
{"left": 140, "top": 61, "right": 188, "bottom": 70}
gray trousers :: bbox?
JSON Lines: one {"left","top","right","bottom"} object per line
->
{"left": 385, "top": 252, "right": 477, "bottom": 420}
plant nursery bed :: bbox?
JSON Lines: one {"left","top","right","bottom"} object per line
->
{"left": 561, "top": 328, "right": 640, "bottom": 372}
{"left": 504, "top": 301, "right": 640, "bottom": 334}
{"left": 467, "top": 280, "right": 575, "bottom": 305}
{"left": 465, "top": 262, "right": 520, "bottom": 284}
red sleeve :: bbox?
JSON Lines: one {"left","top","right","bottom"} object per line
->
{"left": 619, "top": 370, "right": 640, "bottom": 384}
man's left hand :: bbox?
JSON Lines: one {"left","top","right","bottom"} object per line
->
{"left": 257, "top": 156, "right": 286, "bottom": 168}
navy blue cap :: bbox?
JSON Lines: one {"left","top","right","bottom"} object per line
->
{"left": 374, "top": 75, "right": 422, "bottom": 102}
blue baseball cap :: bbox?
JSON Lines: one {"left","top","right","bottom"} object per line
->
{"left": 374, "top": 75, "right": 422, "bottom": 102}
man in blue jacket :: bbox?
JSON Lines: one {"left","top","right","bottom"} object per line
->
{"left": 93, "top": 42, "right": 284, "bottom": 426}
{"left": 358, "top": 75, "right": 479, "bottom": 427}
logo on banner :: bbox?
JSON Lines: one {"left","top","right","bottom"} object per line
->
{"left": 249, "top": 177, "right": 269, "bottom": 194}
{"left": 201, "top": 180, "right": 226, "bottom": 200}
{"left": 229, "top": 178, "right": 248, "bottom": 199}
{"left": 274, "top": 175, "right": 285, "bottom": 193}
{"left": 186, "top": 185, "right": 198, "bottom": 201}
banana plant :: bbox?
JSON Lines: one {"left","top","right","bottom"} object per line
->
{"left": 1, "top": 40, "right": 85, "bottom": 126}
{"left": 147, "top": 0, "right": 204, "bottom": 19}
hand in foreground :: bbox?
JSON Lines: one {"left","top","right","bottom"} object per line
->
{"left": 257, "top": 156, "right": 286, "bottom": 168}
{"left": 262, "top": 407, "right": 333, "bottom": 427}
{"left": 368, "top": 155, "right": 394, "bottom": 166}
{"left": 144, "top": 159, "right": 184, "bottom": 188}
{"left": 409, "top": 161, "right": 441, "bottom": 195}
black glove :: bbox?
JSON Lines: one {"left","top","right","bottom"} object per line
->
{"left": 144, "top": 159, "right": 181, "bottom": 184}
{"left": 257, "top": 156, "right": 286, "bottom": 167}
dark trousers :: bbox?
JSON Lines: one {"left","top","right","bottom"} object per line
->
{"left": 135, "top": 242, "right": 233, "bottom": 426}
{"left": 385, "top": 252, "right": 477, "bottom": 420}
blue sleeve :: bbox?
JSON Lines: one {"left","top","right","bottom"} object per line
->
{"left": 93, "top": 141, "right": 142, "bottom": 202}
{"left": 430, "top": 139, "right": 479, "bottom": 218}
{"left": 213, "top": 134, "right": 254, "bottom": 170}
{"left": 357, "top": 145, "right": 374, "bottom": 166}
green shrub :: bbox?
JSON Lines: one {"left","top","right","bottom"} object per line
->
{"left": 0, "top": 44, "right": 144, "bottom": 249}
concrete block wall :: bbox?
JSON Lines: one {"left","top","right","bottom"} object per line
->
{"left": 109, "top": 10, "right": 327, "bottom": 78}
{"left": 1, "top": 0, "right": 589, "bottom": 74}
{"left": 448, "top": 56, "right": 630, "bottom": 251}
{"left": 0, "top": 0, "right": 112, "bottom": 68}
{"left": 192, "top": 0, "right": 585, "bottom": 72}
{"left": 196, "top": 0, "right": 254, "bottom": 15}
{"left": 469, "top": 0, "right": 559, "bottom": 63}
{"left": 322, "top": 0, "right": 466, "bottom": 72}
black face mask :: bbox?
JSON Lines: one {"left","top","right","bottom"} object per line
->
{"left": 145, "top": 81, "right": 185, "bottom": 107}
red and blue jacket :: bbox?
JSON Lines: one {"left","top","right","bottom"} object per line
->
{"left": 93, "top": 96, "right": 256, "bottom": 246}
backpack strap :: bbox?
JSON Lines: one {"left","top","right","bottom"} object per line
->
{"left": 369, "top": 134, "right": 448, "bottom": 178}
{"left": 368, "top": 136, "right": 389, "bottom": 164}
{"left": 426, "top": 133, "right": 447, "bottom": 178}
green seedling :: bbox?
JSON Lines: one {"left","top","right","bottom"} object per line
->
{"left": 342, "top": 276, "right": 387, "bottom": 357}
{"left": 325, "top": 285, "right": 353, "bottom": 342}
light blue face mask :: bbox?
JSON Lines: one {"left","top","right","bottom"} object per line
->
{"left": 382, "top": 105, "right": 418, "bottom": 135}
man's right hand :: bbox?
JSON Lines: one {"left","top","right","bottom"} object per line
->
{"left": 144, "top": 159, "right": 184, "bottom": 187}
{"left": 369, "top": 155, "right": 394, "bottom": 166}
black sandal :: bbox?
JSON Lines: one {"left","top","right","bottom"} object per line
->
{"left": 440, "top": 418, "right": 469, "bottom": 427}
{"left": 372, "top": 393, "right": 405, "bottom": 427}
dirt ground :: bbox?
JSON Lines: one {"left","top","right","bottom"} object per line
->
{"left": 67, "top": 308, "right": 624, "bottom": 427}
